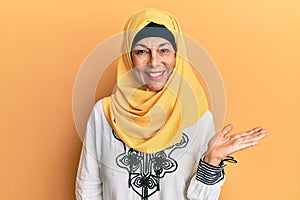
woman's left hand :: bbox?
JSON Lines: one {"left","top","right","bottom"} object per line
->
{"left": 204, "top": 124, "right": 268, "bottom": 166}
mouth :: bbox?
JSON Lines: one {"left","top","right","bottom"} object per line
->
{"left": 145, "top": 71, "right": 165, "bottom": 80}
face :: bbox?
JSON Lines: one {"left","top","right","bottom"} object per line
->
{"left": 131, "top": 37, "right": 176, "bottom": 91}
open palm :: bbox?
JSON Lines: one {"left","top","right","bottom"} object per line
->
{"left": 204, "top": 124, "right": 268, "bottom": 166}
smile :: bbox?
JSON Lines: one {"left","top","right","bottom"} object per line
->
{"left": 146, "top": 71, "right": 164, "bottom": 79}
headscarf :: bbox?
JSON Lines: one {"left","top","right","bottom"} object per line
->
{"left": 102, "top": 8, "right": 208, "bottom": 153}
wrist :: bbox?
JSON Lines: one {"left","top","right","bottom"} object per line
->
{"left": 204, "top": 153, "right": 223, "bottom": 167}
{"left": 196, "top": 158, "right": 225, "bottom": 185}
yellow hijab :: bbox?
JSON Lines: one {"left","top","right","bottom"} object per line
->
{"left": 103, "top": 8, "right": 208, "bottom": 153}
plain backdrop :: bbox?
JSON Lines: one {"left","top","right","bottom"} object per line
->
{"left": 1, "top": 0, "right": 299, "bottom": 199}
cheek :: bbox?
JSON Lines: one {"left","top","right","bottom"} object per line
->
{"left": 166, "top": 67, "right": 174, "bottom": 78}
{"left": 132, "top": 55, "right": 146, "bottom": 68}
{"left": 133, "top": 66, "right": 147, "bottom": 84}
{"left": 131, "top": 54, "right": 138, "bottom": 67}
{"left": 165, "top": 57, "right": 176, "bottom": 78}
{"left": 132, "top": 56, "right": 138, "bottom": 67}
{"left": 167, "top": 55, "right": 176, "bottom": 68}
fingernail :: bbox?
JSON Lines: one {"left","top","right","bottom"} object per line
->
{"left": 255, "top": 127, "right": 263, "bottom": 131}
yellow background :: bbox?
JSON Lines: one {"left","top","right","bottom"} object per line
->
{"left": 1, "top": 0, "right": 299, "bottom": 199}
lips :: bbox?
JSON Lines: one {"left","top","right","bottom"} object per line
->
{"left": 145, "top": 71, "right": 165, "bottom": 80}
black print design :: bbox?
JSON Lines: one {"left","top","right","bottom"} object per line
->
{"left": 112, "top": 130, "right": 189, "bottom": 200}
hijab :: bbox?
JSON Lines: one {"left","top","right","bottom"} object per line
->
{"left": 102, "top": 8, "right": 209, "bottom": 153}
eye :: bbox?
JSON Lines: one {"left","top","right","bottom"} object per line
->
{"left": 134, "top": 49, "right": 149, "bottom": 55}
{"left": 159, "top": 48, "right": 171, "bottom": 54}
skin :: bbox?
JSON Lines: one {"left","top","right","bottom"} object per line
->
{"left": 131, "top": 36, "right": 268, "bottom": 166}
{"left": 131, "top": 37, "right": 176, "bottom": 91}
{"left": 204, "top": 124, "right": 268, "bottom": 166}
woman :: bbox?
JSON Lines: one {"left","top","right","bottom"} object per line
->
{"left": 76, "top": 8, "right": 267, "bottom": 200}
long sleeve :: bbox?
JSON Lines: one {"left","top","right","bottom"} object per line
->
{"left": 75, "top": 102, "right": 226, "bottom": 200}
{"left": 186, "top": 112, "right": 225, "bottom": 200}
{"left": 76, "top": 108, "right": 103, "bottom": 200}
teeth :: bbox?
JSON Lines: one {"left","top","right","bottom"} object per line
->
{"left": 147, "top": 72, "right": 163, "bottom": 77}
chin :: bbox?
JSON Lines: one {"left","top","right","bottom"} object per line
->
{"left": 147, "top": 83, "right": 164, "bottom": 91}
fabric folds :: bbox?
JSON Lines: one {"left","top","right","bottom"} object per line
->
{"left": 102, "top": 8, "right": 209, "bottom": 153}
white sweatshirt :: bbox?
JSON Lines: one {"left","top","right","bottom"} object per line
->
{"left": 76, "top": 100, "right": 225, "bottom": 200}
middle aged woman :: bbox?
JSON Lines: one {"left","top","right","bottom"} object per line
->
{"left": 76, "top": 8, "right": 268, "bottom": 200}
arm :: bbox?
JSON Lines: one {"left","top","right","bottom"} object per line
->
{"left": 187, "top": 113, "right": 225, "bottom": 200}
{"left": 76, "top": 108, "right": 103, "bottom": 200}
{"left": 187, "top": 159, "right": 225, "bottom": 200}
{"left": 188, "top": 112, "right": 268, "bottom": 199}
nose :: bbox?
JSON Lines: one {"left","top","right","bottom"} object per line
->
{"left": 149, "top": 50, "right": 159, "bottom": 67}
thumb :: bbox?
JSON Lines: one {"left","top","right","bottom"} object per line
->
{"left": 220, "top": 124, "right": 233, "bottom": 136}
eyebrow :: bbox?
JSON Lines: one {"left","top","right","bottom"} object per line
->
{"left": 133, "top": 42, "right": 171, "bottom": 49}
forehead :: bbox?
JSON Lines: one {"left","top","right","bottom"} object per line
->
{"left": 133, "top": 37, "right": 171, "bottom": 48}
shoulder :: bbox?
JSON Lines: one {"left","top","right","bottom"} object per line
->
{"left": 181, "top": 110, "right": 214, "bottom": 134}
{"left": 93, "top": 99, "right": 104, "bottom": 112}
{"left": 88, "top": 99, "right": 105, "bottom": 120}
{"left": 87, "top": 99, "right": 112, "bottom": 130}
{"left": 199, "top": 110, "right": 214, "bottom": 123}
{"left": 183, "top": 110, "right": 215, "bottom": 141}
{"left": 190, "top": 110, "right": 214, "bottom": 130}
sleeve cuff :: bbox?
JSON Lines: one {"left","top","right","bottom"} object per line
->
{"left": 195, "top": 158, "right": 225, "bottom": 185}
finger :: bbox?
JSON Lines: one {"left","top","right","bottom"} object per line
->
{"left": 238, "top": 127, "right": 263, "bottom": 137}
{"left": 260, "top": 129, "right": 268, "bottom": 134}
{"left": 232, "top": 135, "right": 266, "bottom": 153}
{"left": 228, "top": 140, "right": 259, "bottom": 155}
{"left": 237, "top": 140, "right": 260, "bottom": 151}
{"left": 239, "top": 129, "right": 267, "bottom": 141}
{"left": 247, "top": 127, "right": 263, "bottom": 134}
{"left": 251, "top": 131, "right": 267, "bottom": 141}
{"left": 238, "top": 127, "right": 268, "bottom": 138}
{"left": 230, "top": 131, "right": 267, "bottom": 153}
{"left": 220, "top": 124, "right": 233, "bottom": 136}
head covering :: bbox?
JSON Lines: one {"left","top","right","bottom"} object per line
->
{"left": 131, "top": 22, "right": 177, "bottom": 52}
{"left": 102, "top": 8, "right": 208, "bottom": 153}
